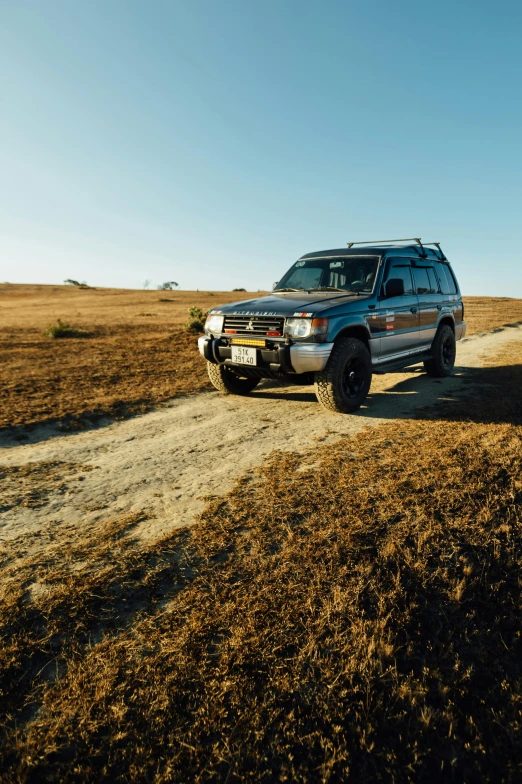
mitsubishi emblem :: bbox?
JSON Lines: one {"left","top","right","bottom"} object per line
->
{"left": 246, "top": 319, "right": 254, "bottom": 330}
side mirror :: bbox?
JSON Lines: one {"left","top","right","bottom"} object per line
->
{"left": 385, "top": 278, "right": 405, "bottom": 298}
{"left": 272, "top": 281, "right": 279, "bottom": 291}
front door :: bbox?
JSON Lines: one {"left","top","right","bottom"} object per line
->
{"left": 379, "top": 259, "right": 420, "bottom": 360}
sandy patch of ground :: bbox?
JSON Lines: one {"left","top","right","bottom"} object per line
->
{"left": 1, "top": 325, "right": 521, "bottom": 554}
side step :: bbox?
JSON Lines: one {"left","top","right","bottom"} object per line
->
{"left": 373, "top": 353, "right": 432, "bottom": 374}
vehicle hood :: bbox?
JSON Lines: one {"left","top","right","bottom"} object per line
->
{"left": 210, "top": 292, "right": 369, "bottom": 317}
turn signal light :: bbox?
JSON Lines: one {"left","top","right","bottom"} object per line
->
{"left": 311, "top": 317, "right": 328, "bottom": 335}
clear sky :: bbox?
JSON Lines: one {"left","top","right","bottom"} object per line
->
{"left": 1, "top": 0, "right": 521, "bottom": 296}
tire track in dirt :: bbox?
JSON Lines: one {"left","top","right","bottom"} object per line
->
{"left": 1, "top": 325, "right": 521, "bottom": 551}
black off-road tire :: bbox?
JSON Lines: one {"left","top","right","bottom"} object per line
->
{"left": 314, "top": 337, "right": 372, "bottom": 413}
{"left": 424, "top": 324, "right": 456, "bottom": 377}
{"left": 207, "top": 362, "right": 260, "bottom": 395}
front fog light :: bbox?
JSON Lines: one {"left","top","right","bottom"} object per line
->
{"left": 205, "top": 314, "right": 224, "bottom": 334}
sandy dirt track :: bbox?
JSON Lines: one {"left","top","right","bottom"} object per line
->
{"left": 1, "top": 325, "right": 521, "bottom": 551}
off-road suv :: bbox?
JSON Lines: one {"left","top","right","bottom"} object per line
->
{"left": 198, "top": 238, "right": 466, "bottom": 414}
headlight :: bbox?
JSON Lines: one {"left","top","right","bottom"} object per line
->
{"left": 205, "top": 314, "right": 224, "bottom": 334}
{"left": 285, "top": 318, "right": 312, "bottom": 338}
{"left": 284, "top": 317, "right": 328, "bottom": 339}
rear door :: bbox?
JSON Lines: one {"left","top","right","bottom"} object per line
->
{"left": 437, "top": 261, "right": 464, "bottom": 327}
{"left": 379, "top": 259, "right": 420, "bottom": 359}
{"left": 412, "top": 264, "right": 443, "bottom": 350}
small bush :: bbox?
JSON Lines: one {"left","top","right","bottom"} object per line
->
{"left": 185, "top": 318, "right": 205, "bottom": 333}
{"left": 157, "top": 281, "right": 178, "bottom": 291}
{"left": 232, "top": 287, "right": 246, "bottom": 291}
{"left": 184, "top": 307, "right": 205, "bottom": 333}
{"left": 43, "top": 319, "right": 91, "bottom": 339}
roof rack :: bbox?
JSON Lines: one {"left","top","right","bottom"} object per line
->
{"left": 346, "top": 238, "right": 446, "bottom": 261}
{"left": 425, "top": 242, "right": 447, "bottom": 261}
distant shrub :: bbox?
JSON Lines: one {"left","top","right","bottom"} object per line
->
{"left": 157, "top": 281, "right": 179, "bottom": 291}
{"left": 185, "top": 318, "right": 205, "bottom": 333}
{"left": 43, "top": 319, "right": 91, "bottom": 339}
{"left": 184, "top": 306, "right": 205, "bottom": 333}
{"left": 64, "top": 279, "right": 90, "bottom": 288}
{"left": 233, "top": 287, "right": 246, "bottom": 291}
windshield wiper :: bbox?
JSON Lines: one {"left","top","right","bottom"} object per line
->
{"left": 273, "top": 287, "right": 305, "bottom": 292}
{"left": 308, "top": 286, "right": 346, "bottom": 292}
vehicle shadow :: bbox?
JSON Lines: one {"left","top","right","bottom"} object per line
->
{"left": 254, "top": 362, "right": 522, "bottom": 426}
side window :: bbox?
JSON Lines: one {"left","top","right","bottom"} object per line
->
{"left": 385, "top": 260, "right": 414, "bottom": 295}
{"left": 426, "top": 268, "right": 440, "bottom": 293}
{"left": 437, "top": 263, "right": 458, "bottom": 295}
{"left": 412, "top": 267, "right": 431, "bottom": 295}
{"left": 446, "top": 265, "right": 458, "bottom": 294}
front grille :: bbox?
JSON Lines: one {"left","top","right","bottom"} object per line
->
{"left": 223, "top": 315, "right": 285, "bottom": 336}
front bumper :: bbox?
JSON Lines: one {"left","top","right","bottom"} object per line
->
{"left": 289, "top": 343, "right": 334, "bottom": 373}
{"left": 198, "top": 336, "right": 334, "bottom": 374}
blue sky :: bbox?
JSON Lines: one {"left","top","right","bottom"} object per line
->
{"left": 1, "top": 0, "right": 521, "bottom": 295}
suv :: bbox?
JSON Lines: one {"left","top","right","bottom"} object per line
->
{"left": 198, "top": 239, "right": 466, "bottom": 414}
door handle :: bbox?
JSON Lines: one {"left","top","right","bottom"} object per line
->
{"left": 410, "top": 307, "right": 418, "bottom": 314}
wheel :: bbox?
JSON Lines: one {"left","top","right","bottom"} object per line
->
{"left": 207, "top": 362, "right": 260, "bottom": 395}
{"left": 424, "top": 324, "right": 456, "bottom": 377}
{"left": 314, "top": 337, "right": 372, "bottom": 413}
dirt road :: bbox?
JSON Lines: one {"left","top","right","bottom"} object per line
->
{"left": 1, "top": 325, "right": 521, "bottom": 552}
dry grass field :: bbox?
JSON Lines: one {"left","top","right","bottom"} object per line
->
{"left": 1, "top": 334, "right": 521, "bottom": 781}
{"left": 1, "top": 284, "right": 522, "bottom": 432}
{"left": 0, "top": 284, "right": 264, "bottom": 430}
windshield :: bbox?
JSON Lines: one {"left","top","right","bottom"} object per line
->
{"left": 275, "top": 256, "right": 379, "bottom": 293}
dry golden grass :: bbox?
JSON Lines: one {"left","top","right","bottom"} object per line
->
{"left": 1, "top": 337, "right": 521, "bottom": 781}
{"left": 464, "top": 296, "right": 522, "bottom": 336}
{"left": 0, "top": 284, "right": 266, "bottom": 430}
{"left": 2, "top": 284, "right": 521, "bottom": 431}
